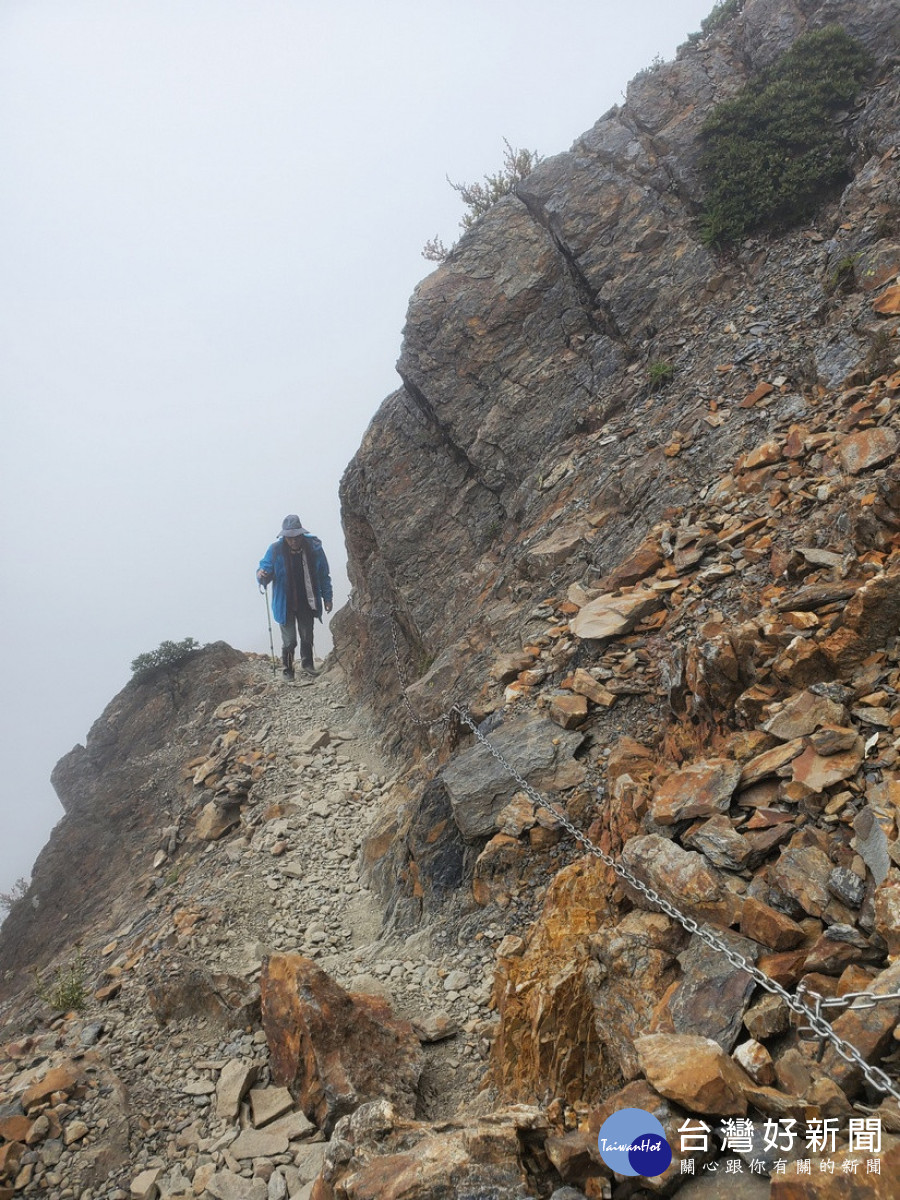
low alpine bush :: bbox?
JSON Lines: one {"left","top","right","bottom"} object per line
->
{"left": 699, "top": 26, "right": 871, "bottom": 247}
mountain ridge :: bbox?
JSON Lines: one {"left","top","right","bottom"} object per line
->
{"left": 3, "top": 1, "right": 900, "bottom": 1196}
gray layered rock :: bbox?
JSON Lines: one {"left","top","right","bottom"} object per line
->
{"left": 441, "top": 716, "right": 583, "bottom": 841}
{"left": 333, "top": 0, "right": 900, "bottom": 745}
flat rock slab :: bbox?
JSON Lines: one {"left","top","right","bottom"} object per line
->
{"left": 837, "top": 427, "right": 898, "bottom": 474}
{"left": 263, "top": 1108, "right": 315, "bottom": 1141}
{"left": 619, "top": 834, "right": 741, "bottom": 927}
{"left": 762, "top": 690, "right": 847, "bottom": 740}
{"left": 569, "top": 589, "right": 663, "bottom": 640}
{"left": 215, "top": 1059, "right": 257, "bottom": 1122}
{"left": 665, "top": 929, "right": 759, "bottom": 1053}
{"left": 790, "top": 743, "right": 861, "bottom": 791}
{"left": 768, "top": 845, "right": 832, "bottom": 918}
{"left": 440, "top": 715, "right": 582, "bottom": 841}
{"left": 229, "top": 1127, "right": 289, "bottom": 1159}
{"left": 652, "top": 759, "right": 742, "bottom": 825}
{"left": 205, "top": 1171, "right": 267, "bottom": 1200}
{"left": 130, "top": 1169, "right": 161, "bottom": 1200}
{"left": 249, "top": 1085, "right": 293, "bottom": 1128}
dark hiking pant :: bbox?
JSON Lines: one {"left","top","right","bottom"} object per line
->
{"left": 280, "top": 607, "right": 315, "bottom": 670}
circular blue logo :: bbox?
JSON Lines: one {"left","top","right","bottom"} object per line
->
{"left": 597, "top": 1107, "right": 673, "bottom": 1178}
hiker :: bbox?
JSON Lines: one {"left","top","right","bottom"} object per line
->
{"left": 257, "top": 515, "right": 333, "bottom": 679}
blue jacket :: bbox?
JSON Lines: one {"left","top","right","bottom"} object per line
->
{"left": 258, "top": 535, "right": 333, "bottom": 624}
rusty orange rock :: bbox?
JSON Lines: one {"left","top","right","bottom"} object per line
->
{"left": 619, "top": 834, "right": 742, "bottom": 927}
{"left": 634, "top": 1033, "right": 751, "bottom": 1115}
{"left": 837, "top": 426, "right": 899, "bottom": 474}
{"left": 770, "top": 1142, "right": 900, "bottom": 1197}
{"left": 790, "top": 743, "right": 862, "bottom": 792}
{"left": 740, "top": 897, "right": 806, "bottom": 951}
{"left": 603, "top": 540, "right": 664, "bottom": 590}
{"left": 472, "top": 834, "right": 528, "bottom": 906}
{"left": 549, "top": 692, "right": 588, "bottom": 729}
{"left": 21, "top": 1062, "right": 81, "bottom": 1111}
{"left": 874, "top": 875, "right": 900, "bottom": 957}
{"left": 261, "top": 954, "right": 422, "bottom": 1134}
{"left": 490, "top": 857, "right": 618, "bottom": 1105}
{"left": 651, "top": 759, "right": 742, "bottom": 825}
{"left": 873, "top": 283, "right": 900, "bottom": 314}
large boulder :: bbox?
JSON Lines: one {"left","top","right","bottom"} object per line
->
{"left": 440, "top": 715, "right": 583, "bottom": 841}
{"left": 261, "top": 955, "right": 423, "bottom": 1135}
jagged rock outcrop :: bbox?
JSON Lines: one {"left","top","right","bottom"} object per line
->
{"left": 333, "top": 0, "right": 900, "bottom": 740}
{"left": 0, "top": 642, "right": 255, "bottom": 994}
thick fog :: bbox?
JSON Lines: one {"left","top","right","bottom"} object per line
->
{"left": 0, "top": 0, "right": 714, "bottom": 894}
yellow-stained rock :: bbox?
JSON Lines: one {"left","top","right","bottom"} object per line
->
{"left": 634, "top": 1033, "right": 751, "bottom": 1115}
{"left": 261, "top": 954, "right": 422, "bottom": 1135}
{"left": 490, "top": 857, "right": 617, "bottom": 1104}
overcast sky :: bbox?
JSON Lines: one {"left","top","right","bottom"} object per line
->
{"left": 0, "top": 0, "right": 715, "bottom": 895}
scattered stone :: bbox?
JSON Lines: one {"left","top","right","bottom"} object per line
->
{"left": 768, "top": 844, "right": 833, "bottom": 918}
{"left": 685, "top": 814, "right": 752, "bottom": 870}
{"left": 130, "top": 1169, "right": 161, "bottom": 1200}
{"left": 740, "top": 896, "right": 806, "bottom": 951}
{"left": 664, "top": 930, "right": 759, "bottom": 1052}
{"left": 762, "top": 690, "right": 847, "bottom": 740}
{"left": 874, "top": 874, "right": 900, "bottom": 956}
{"left": 549, "top": 693, "right": 588, "bottom": 729}
{"left": 819, "top": 959, "right": 900, "bottom": 1095}
{"left": 205, "top": 1171, "right": 268, "bottom": 1200}
{"left": 229, "top": 1126, "right": 290, "bottom": 1159}
{"left": 619, "top": 835, "right": 742, "bottom": 927}
{"left": 837, "top": 426, "right": 899, "bottom": 475}
{"left": 262, "top": 1108, "right": 315, "bottom": 1142}
{"left": 440, "top": 715, "right": 582, "bottom": 841}
{"left": 410, "top": 1012, "right": 458, "bottom": 1042}
{"left": 569, "top": 669, "right": 616, "bottom": 707}
{"left": 740, "top": 740, "right": 806, "bottom": 786}
{"left": 733, "top": 1039, "right": 776, "bottom": 1087}
{"left": 790, "top": 743, "right": 862, "bottom": 792}
{"left": 489, "top": 652, "right": 536, "bottom": 684}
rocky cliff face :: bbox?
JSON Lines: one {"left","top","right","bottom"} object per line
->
{"left": 333, "top": 0, "right": 900, "bottom": 736}
{"left": 0, "top": 643, "right": 255, "bottom": 986}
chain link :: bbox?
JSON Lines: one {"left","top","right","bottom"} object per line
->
{"left": 363, "top": 603, "right": 900, "bottom": 1103}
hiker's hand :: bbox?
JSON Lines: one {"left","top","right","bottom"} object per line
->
{"left": 325, "top": 600, "right": 333, "bottom": 613}
{"left": 257, "top": 570, "right": 272, "bottom": 585}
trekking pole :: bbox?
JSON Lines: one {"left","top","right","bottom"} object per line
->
{"left": 260, "top": 584, "right": 277, "bottom": 679}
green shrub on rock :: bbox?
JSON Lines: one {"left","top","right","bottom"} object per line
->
{"left": 130, "top": 637, "right": 200, "bottom": 681}
{"left": 701, "top": 0, "right": 744, "bottom": 36}
{"left": 699, "top": 26, "right": 871, "bottom": 247}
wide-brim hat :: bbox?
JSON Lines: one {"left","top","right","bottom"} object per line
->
{"left": 280, "top": 514, "right": 309, "bottom": 538}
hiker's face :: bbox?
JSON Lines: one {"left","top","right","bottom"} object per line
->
{"left": 286, "top": 535, "right": 303, "bottom": 548}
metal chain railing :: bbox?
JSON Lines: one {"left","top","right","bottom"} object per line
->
{"left": 358, "top": 601, "right": 900, "bottom": 1103}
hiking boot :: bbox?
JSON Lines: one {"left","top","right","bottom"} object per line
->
{"left": 281, "top": 648, "right": 295, "bottom": 681}
{"left": 301, "top": 663, "right": 319, "bottom": 678}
